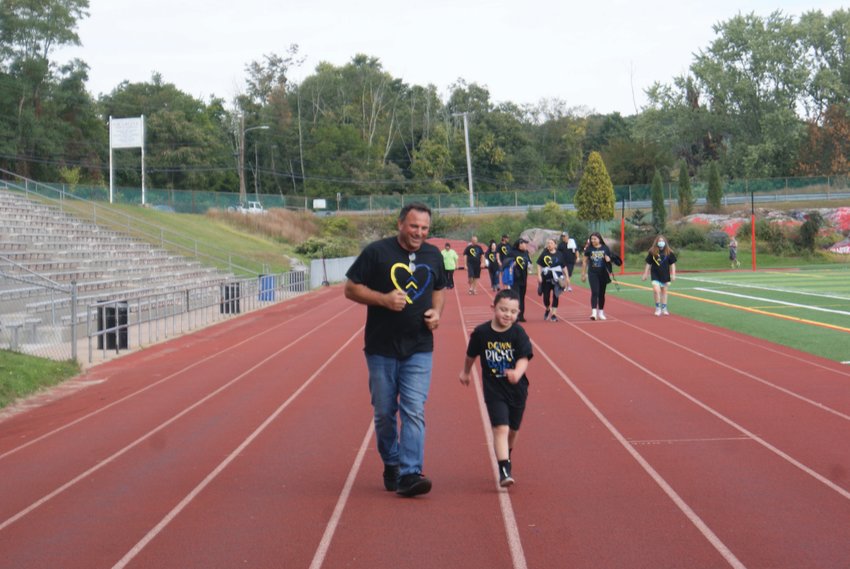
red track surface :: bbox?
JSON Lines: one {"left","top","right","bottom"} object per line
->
{"left": 1, "top": 263, "right": 849, "bottom": 568}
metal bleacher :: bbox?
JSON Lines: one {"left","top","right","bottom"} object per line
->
{"left": 0, "top": 185, "right": 237, "bottom": 362}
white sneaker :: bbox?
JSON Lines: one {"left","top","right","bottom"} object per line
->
{"left": 590, "top": 309, "right": 597, "bottom": 320}
{"left": 598, "top": 310, "right": 607, "bottom": 320}
{"left": 654, "top": 308, "right": 662, "bottom": 316}
{"left": 661, "top": 308, "right": 670, "bottom": 316}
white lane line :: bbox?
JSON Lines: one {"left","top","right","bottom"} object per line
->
{"left": 309, "top": 421, "right": 374, "bottom": 569}
{"left": 565, "top": 323, "right": 850, "bottom": 502}
{"left": 630, "top": 437, "right": 753, "bottom": 446}
{"left": 533, "top": 343, "right": 748, "bottom": 569}
{"left": 0, "top": 296, "right": 351, "bottom": 462}
{"left": 693, "top": 288, "right": 850, "bottom": 316}
{"left": 619, "top": 320, "right": 850, "bottom": 423}
{"left": 112, "top": 328, "right": 363, "bottom": 569}
{"left": 671, "top": 318, "right": 850, "bottom": 379}
{"left": 0, "top": 309, "right": 358, "bottom": 533}
{"left": 454, "top": 290, "right": 528, "bottom": 569}
{"left": 678, "top": 276, "right": 850, "bottom": 302}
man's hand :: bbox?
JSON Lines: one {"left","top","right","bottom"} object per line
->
{"left": 424, "top": 308, "right": 440, "bottom": 330}
{"left": 384, "top": 289, "right": 408, "bottom": 311}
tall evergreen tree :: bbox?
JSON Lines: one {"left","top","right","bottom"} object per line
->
{"left": 575, "top": 151, "right": 615, "bottom": 224}
{"left": 707, "top": 161, "right": 723, "bottom": 212}
{"left": 677, "top": 161, "right": 694, "bottom": 216}
{"left": 651, "top": 169, "right": 666, "bottom": 233}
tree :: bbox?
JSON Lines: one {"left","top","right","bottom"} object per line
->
{"left": 650, "top": 169, "right": 666, "bottom": 233}
{"left": 706, "top": 161, "right": 723, "bottom": 212}
{"left": 575, "top": 151, "right": 615, "bottom": 224}
{"left": 677, "top": 161, "right": 694, "bottom": 216}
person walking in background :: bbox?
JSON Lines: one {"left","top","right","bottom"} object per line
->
{"left": 463, "top": 236, "right": 486, "bottom": 294}
{"left": 556, "top": 231, "right": 578, "bottom": 292}
{"left": 641, "top": 235, "right": 677, "bottom": 316}
{"left": 729, "top": 237, "right": 740, "bottom": 268}
{"left": 581, "top": 232, "right": 613, "bottom": 321}
{"left": 536, "top": 238, "right": 565, "bottom": 322}
{"left": 441, "top": 242, "right": 458, "bottom": 290}
{"left": 459, "top": 289, "right": 533, "bottom": 488}
{"left": 509, "top": 238, "right": 531, "bottom": 322}
{"left": 344, "top": 203, "right": 446, "bottom": 497}
{"left": 486, "top": 241, "right": 500, "bottom": 292}
{"left": 497, "top": 234, "right": 513, "bottom": 289}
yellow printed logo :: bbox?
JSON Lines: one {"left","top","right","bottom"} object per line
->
{"left": 390, "top": 263, "right": 432, "bottom": 304}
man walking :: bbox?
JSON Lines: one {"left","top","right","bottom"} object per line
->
{"left": 345, "top": 203, "right": 446, "bottom": 497}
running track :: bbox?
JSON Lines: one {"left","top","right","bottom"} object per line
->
{"left": 1, "top": 256, "right": 849, "bottom": 568}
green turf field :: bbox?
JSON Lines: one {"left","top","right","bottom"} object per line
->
{"left": 609, "top": 265, "right": 850, "bottom": 362}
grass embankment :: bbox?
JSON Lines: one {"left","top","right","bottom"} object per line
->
{"left": 58, "top": 201, "right": 318, "bottom": 275}
{"left": 0, "top": 351, "right": 80, "bottom": 408}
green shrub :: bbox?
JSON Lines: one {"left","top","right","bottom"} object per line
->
{"left": 668, "top": 224, "right": 713, "bottom": 250}
{"left": 294, "top": 237, "right": 357, "bottom": 258}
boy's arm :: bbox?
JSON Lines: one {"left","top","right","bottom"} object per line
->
{"left": 505, "top": 357, "right": 529, "bottom": 385}
{"left": 459, "top": 355, "right": 476, "bottom": 386}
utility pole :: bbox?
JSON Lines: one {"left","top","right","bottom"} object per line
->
{"left": 238, "top": 115, "right": 269, "bottom": 204}
{"left": 453, "top": 112, "right": 474, "bottom": 208}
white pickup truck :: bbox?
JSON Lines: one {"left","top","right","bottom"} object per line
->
{"left": 230, "top": 201, "right": 267, "bottom": 215}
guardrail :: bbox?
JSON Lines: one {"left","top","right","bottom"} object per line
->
{"left": 86, "top": 271, "right": 308, "bottom": 364}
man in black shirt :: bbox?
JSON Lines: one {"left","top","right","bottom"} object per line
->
{"left": 345, "top": 203, "right": 446, "bottom": 497}
{"left": 462, "top": 236, "right": 485, "bottom": 294}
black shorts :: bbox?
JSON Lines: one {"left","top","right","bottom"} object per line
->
{"left": 467, "top": 264, "right": 481, "bottom": 278}
{"left": 485, "top": 383, "right": 528, "bottom": 430}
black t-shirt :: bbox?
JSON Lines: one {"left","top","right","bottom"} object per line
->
{"left": 557, "top": 240, "right": 577, "bottom": 265}
{"left": 498, "top": 242, "right": 513, "bottom": 261}
{"left": 536, "top": 250, "right": 564, "bottom": 283}
{"left": 645, "top": 252, "right": 677, "bottom": 283}
{"left": 463, "top": 244, "right": 485, "bottom": 267}
{"left": 466, "top": 321, "right": 533, "bottom": 404}
{"left": 584, "top": 245, "right": 611, "bottom": 274}
{"left": 510, "top": 251, "right": 531, "bottom": 283}
{"left": 485, "top": 250, "right": 499, "bottom": 269}
{"left": 346, "top": 237, "right": 446, "bottom": 358}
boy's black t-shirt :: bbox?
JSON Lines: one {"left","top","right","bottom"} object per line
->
{"left": 645, "top": 252, "right": 677, "bottom": 282}
{"left": 466, "top": 321, "right": 533, "bottom": 404}
{"left": 346, "top": 237, "right": 446, "bottom": 358}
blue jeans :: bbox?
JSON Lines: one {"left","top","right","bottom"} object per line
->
{"left": 366, "top": 352, "right": 433, "bottom": 477}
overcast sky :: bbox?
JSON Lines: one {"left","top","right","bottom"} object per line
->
{"left": 57, "top": 0, "right": 844, "bottom": 116}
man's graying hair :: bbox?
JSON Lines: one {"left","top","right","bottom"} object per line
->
{"left": 399, "top": 202, "right": 432, "bottom": 221}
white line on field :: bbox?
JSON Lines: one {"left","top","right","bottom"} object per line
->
{"left": 678, "top": 276, "right": 850, "bottom": 302}
{"left": 693, "top": 288, "right": 850, "bottom": 317}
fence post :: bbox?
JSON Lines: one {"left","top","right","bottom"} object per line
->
{"left": 70, "top": 281, "right": 78, "bottom": 362}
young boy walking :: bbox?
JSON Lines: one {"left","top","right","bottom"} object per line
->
{"left": 459, "top": 289, "right": 533, "bottom": 487}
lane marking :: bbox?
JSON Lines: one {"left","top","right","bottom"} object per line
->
{"left": 618, "top": 319, "right": 850, "bottom": 423}
{"left": 693, "top": 288, "right": 850, "bottom": 317}
{"left": 630, "top": 436, "right": 754, "bottom": 446}
{"left": 678, "top": 275, "right": 850, "bottom": 302}
{"left": 112, "top": 328, "right": 364, "bottom": 569}
{"left": 532, "top": 342, "right": 747, "bottom": 569}
{"left": 599, "top": 280, "right": 850, "bottom": 334}
{"left": 0, "top": 309, "right": 359, "bottom": 533}
{"left": 308, "top": 422, "right": 374, "bottom": 569}
{"left": 454, "top": 287, "right": 528, "bottom": 569}
{"left": 559, "top": 321, "right": 850, "bottom": 503}
{"left": 0, "top": 296, "right": 352, "bottom": 462}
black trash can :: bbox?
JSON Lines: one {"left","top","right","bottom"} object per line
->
{"left": 97, "top": 301, "right": 129, "bottom": 350}
{"left": 220, "top": 283, "right": 241, "bottom": 314}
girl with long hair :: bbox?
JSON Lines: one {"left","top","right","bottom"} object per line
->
{"left": 581, "top": 232, "right": 613, "bottom": 320}
{"left": 641, "top": 235, "right": 677, "bottom": 315}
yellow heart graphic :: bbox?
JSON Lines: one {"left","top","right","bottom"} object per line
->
{"left": 390, "top": 262, "right": 416, "bottom": 304}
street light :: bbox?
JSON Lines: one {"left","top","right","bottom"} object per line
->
{"left": 238, "top": 116, "right": 269, "bottom": 204}
{"left": 452, "top": 112, "right": 474, "bottom": 208}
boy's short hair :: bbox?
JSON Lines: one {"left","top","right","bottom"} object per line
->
{"left": 493, "top": 288, "right": 520, "bottom": 305}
